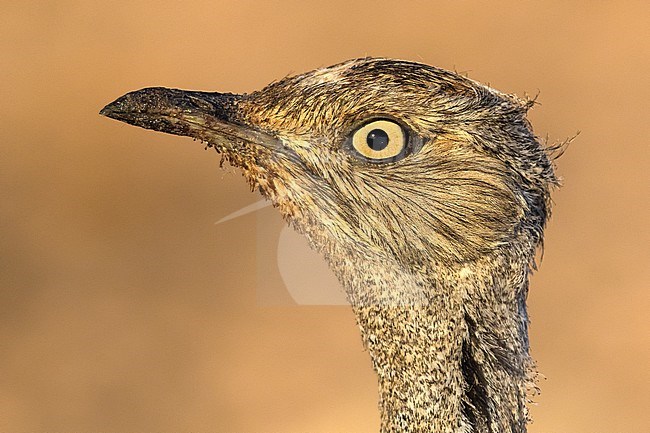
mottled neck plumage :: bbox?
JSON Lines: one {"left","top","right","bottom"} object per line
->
{"left": 335, "top": 246, "right": 534, "bottom": 433}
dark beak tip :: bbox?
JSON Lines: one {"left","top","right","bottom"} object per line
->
{"left": 99, "top": 90, "right": 141, "bottom": 120}
{"left": 99, "top": 87, "right": 172, "bottom": 120}
{"left": 99, "top": 93, "right": 129, "bottom": 119}
{"left": 99, "top": 101, "right": 127, "bottom": 121}
{"left": 99, "top": 105, "right": 112, "bottom": 117}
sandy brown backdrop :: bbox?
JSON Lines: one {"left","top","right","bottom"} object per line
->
{"left": 1, "top": 1, "right": 648, "bottom": 432}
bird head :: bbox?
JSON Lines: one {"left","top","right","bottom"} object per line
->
{"left": 101, "top": 58, "right": 556, "bottom": 303}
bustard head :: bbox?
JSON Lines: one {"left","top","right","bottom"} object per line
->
{"left": 101, "top": 58, "right": 557, "bottom": 433}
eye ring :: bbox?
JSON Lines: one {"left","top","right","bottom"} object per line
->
{"left": 349, "top": 119, "right": 408, "bottom": 162}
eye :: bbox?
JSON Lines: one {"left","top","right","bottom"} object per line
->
{"left": 351, "top": 119, "right": 407, "bottom": 161}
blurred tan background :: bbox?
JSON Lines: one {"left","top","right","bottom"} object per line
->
{"left": 1, "top": 1, "right": 649, "bottom": 432}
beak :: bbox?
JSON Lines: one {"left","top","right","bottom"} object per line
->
{"left": 100, "top": 87, "right": 279, "bottom": 152}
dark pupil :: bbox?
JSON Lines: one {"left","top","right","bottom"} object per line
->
{"left": 366, "top": 129, "right": 389, "bottom": 151}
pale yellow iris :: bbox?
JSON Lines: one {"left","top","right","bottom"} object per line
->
{"left": 352, "top": 120, "right": 405, "bottom": 160}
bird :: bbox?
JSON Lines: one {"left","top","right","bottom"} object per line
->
{"left": 100, "top": 58, "right": 558, "bottom": 433}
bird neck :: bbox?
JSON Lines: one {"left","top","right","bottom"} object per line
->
{"left": 348, "top": 253, "right": 534, "bottom": 433}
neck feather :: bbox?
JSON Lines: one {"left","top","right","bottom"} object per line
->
{"left": 343, "top": 251, "right": 535, "bottom": 433}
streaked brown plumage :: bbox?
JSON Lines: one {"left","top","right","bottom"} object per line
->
{"left": 100, "top": 58, "right": 558, "bottom": 433}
